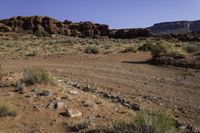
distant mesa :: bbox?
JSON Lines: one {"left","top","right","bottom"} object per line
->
{"left": 148, "top": 20, "right": 200, "bottom": 35}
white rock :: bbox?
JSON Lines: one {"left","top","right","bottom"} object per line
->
{"left": 66, "top": 108, "right": 82, "bottom": 118}
{"left": 68, "top": 90, "right": 79, "bottom": 95}
{"left": 47, "top": 100, "right": 64, "bottom": 109}
{"left": 56, "top": 102, "right": 64, "bottom": 109}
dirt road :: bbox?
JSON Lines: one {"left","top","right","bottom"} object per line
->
{"left": 1, "top": 52, "right": 200, "bottom": 129}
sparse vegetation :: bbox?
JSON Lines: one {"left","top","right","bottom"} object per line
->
{"left": 0, "top": 104, "right": 17, "bottom": 117}
{"left": 0, "top": 66, "right": 8, "bottom": 79}
{"left": 84, "top": 46, "right": 100, "bottom": 54}
{"left": 26, "top": 50, "right": 38, "bottom": 57}
{"left": 111, "top": 111, "right": 184, "bottom": 133}
{"left": 168, "top": 50, "right": 186, "bottom": 59}
{"left": 70, "top": 119, "right": 91, "bottom": 132}
{"left": 139, "top": 40, "right": 187, "bottom": 59}
{"left": 22, "top": 68, "right": 57, "bottom": 85}
{"left": 121, "top": 47, "right": 138, "bottom": 53}
{"left": 185, "top": 44, "right": 200, "bottom": 53}
{"left": 34, "top": 31, "right": 51, "bottom": 37}
{"left": 145, "top": 40, "right": 174, "bottom": 58}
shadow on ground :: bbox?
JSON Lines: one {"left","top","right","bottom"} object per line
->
{"left": 121, "top": 60, "right": 150, "bottom": 64}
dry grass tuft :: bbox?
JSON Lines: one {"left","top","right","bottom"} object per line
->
{"left": 0, "top": 104, "right": 17, "bottom": 117}
{"left": 22, "top": 68, "right": 58, "bottom": 86}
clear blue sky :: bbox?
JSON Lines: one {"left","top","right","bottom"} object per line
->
{"left": 0, "top": 0, "right": 199, "bottom": 28}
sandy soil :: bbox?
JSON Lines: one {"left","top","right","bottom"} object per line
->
{"left": 1, "top": 52, "right": 200, "bottom": 130}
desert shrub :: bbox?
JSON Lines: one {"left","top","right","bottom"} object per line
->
{"left": 34, "top": 31, "right": 51, "bottom": 37}
{"left": 84, "top": 46, "right": 99, "bottom": 54}
{"left": 138, "top": 43, "right": 151, "bottom": 51}
{"left": 22, "top": 68, "right": 57, "bottom": 85}
{"left": 0, "top": 28, "right": 5, "bottom": 32}
{"left": 121, "top": 47, "right": 138, "bottom": 53}
{"left": 0, "top": 104, "right": 17, "bottom": 117}
{"left": 138, "top": 40, "right": 187, "bottom": 59}
{"left": 25, "top": 30, "right": 33, "bottom": 34}
{"left": 185, "top": 44, "right": 200, "bottom": 53}
{"left": 0, "top": 66, "right": 8, "bottom": 79}
{"left": 168, "top": 50, "right": 186, "bottom": 59}
{"left": 111, "top": 111, "right": 184, "bottom": 133}
{"left": 27, "top": 50, "right": 38, "bottom": 57}
{"left": 103, "top": 44, "right": 112, "bottom": 50}
{"left": 147, "top": 40, "right": 174, "bottom": 58}
{"left": 70, "top": 119, "right": 91, "bottom": 132}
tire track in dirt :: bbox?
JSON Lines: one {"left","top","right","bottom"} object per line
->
{"left": 1, "top": 52, "right": 200, "bottom": 129}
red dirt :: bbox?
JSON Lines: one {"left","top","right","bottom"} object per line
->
{"left": 1, "top": 52, "right": 200, "bottom": 130}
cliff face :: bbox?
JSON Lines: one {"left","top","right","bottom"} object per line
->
{"left": 0, "top": 16, "right": 151, "bottom": 38}
{"left": 0, "top": 16, "right": 110, "bottom": 37}
{"left": 148, "top": 20, "right": 200, "bottom": 35}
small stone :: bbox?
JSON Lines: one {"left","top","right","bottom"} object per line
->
{"left": 47, "top": 100, "right": 64, "bottom": 109}
{"left": 16, "top": 82, "right": 25, "bottom": 92}
{"left": 66, "top": 108, "right": 82, "bottom": 118}
{"left": 47, "top": 101, "right": 56, "bottom": 109}
{"left": 0, "top": 82, "right": 5, "bottom": 87}
{"left": 68, "top": 90, "right": 79, "bottom": 95}
{"left": 72, "top": 83, "right": 80, "bottom": 88}
{"left": 55, "top": 102, "right": 64, "bottom": 109}
{"left": 54, "top": 97, "right": 61, "bottom": 101}
{"left": 40, "top": 90, "right": 50, "bottom": 96}
{"left": 82, "top": 100, "right": 96, "bottom": 108}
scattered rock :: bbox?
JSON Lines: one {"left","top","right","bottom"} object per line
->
{"left": 0, "top": 82, "right": 6, "bottom": 87}
{"left": 83, "top": 85, "right": 97, "bottom": 92}
{"left": 47, "top": 100, "right": 65, "bottom": 109}
{"left": 16, "top": 82, "right": 25, "bottom": 93}
{"left": 40, "top": 90, "right": 50, "bottom": 96}
{"left": 82, "top": 100, "right": 96, "bottom": 108}
{"left": 66, "top": 108, "right": 82, "bottom": 118}
{"left": 47, "top": 101, "right": 56, "bottom": 109}
{"left": 55, "top": 102, "right": 64, "bottom": 109}
{"left": 72, "top": 83, "right": 80, "bottom": 89}
{"left": 68, "top": 89, "right": 79, "bottom": 95}
{"left": 61, "top": 95, "right": 72, "bottom": 100}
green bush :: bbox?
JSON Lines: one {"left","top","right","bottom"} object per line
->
{"left": 84, "top": 46, "right": 99, "bottom": 54}
{"left": 0, "top": 28, "right": 5, "bottom": 32}
{"left": 138, "top": 43, "right": 151, "bottom": 51}
{"left": 185, "top": 45, "right": 200, "bottom": 53}
{"left": 22, "top": 68, "right": 57, "bottom": 85}
{"left": 0, "top": 104, "right": 17, "bottom": 117}
{"left": 168, "top": 50, "right": 186, "bottom": 59}
{"left": 139, "top": 40, "right": 187, "bottom": 60}
{"left": 111, "top": 111, "right": 184, "bottom": 133}
{"left": 147, "top": 40, "right": 174, "bottom": 58}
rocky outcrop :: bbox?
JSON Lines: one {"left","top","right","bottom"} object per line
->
{"left": 110, "top": 28, "right": 150, "bottom": 39}
{"left": 0, "top": 23, "right": 12, "bottom": 32}
{"left": 0, "top": 16, "right": 110, "bottom": 38}
{"left": 148, "top": 20, "right": 200, "bottom": 35}
{"left": 0, "top": 16, "right": 151, "bottom": 38}
{"left": 161, "top": 32, "right": 200, "bottom": 41}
